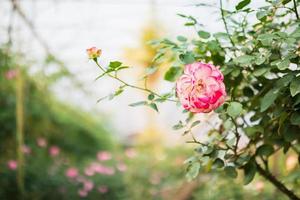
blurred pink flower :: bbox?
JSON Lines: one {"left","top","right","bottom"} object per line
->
{"left": 83, "top": 180, "right": 94, "bottom": 191}
{"left": 97, "top": 151, "right": 111, "bottom": 161}
{"left": 49, "top": 146, "right": 60, "bottom": 157}
{"left": 255, "top": 181, "right": 265, "bottom": 192}
{"left": 117, "top": 163, "right": 127, "bottom": 172}
{"left": 22, "top": 145, "right": 31, "bottom": 155}
{"left": 84, "top": 167, "right": 95, "bottom": 177}
{"left": 65, "top": 167, "right": 78, "bottom": 178}
{"left": 125, "top": 148, "right": 137, "bottom": 158}
{"left": 7, "top": 160, "right": 17, "bottom": 170}
{"left": 78, "top": 189, "right": 88, "bottom": 197}
{"left": 98, "top": 185, "right": 108, "bottom": 194}
{"left": 176, "top": 62, "right": 226, "bottom": 113}
{"left": 37, "top": 137, "right": 47, "bottom": 148}
{"left": 5, "top": 69, "right": 17, "bottom": 80}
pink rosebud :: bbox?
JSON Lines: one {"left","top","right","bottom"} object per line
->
{"left": 98, "top": 185, "right": 108, "bottom": 194}
{"left": 97, "top": 151, "right": 111, "bottom": 161}
{"left": 125, "top": 148, "right": 137, "bottom": 158}
{"left": 37, "top": 137, "right": 47, "bottom": 148}
{"left": 65, "top": 167, "right": 78, "bottom": 178}
{"left": 176, "top": 62, "right": 226, "bottom": 113}
{"left": 86, "top": 47, "right": 101, "bottom": 60}
{"left": 117, "top": 163, "right": 127, "bottom": 172}
{"left": 49, "top": 146, "right": 60, "bottom": 157}
{"left": 7, "top": 160, "right": 17, "bottom": 170}
{"left": 22, "top": 145, "right": 31, "bottom": 155}
{"left": 78, "top": 189, "right": 88, "bottom": 197}
{"left": 5, "top": 69, "right": 17, "bottom": 80}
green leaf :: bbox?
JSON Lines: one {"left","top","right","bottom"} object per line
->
{"left": 290, "top": 112, "right": 300, "bottom": 125}
{"left": 256, "top": 10, "right": 267, "bottom": 20}
{"left": 290, "top": 77, "right": 300, "bottom": 97}
{"left": 164, "top": 67, "right": 182, "bottom": 82}
{"left": 186, "top": 162, "right": 200, "bottom": 181}
{"left": 129, "top": 101, "right": 147, "bottom": 107}
{"left": 277, "top": 59, "right": 290, "bottom": 70}
{"left": 179, "top": 52, "right": 195, "bottom": 64}
{"left": 227, "top": 102, "right": 243, "bottom": 118}
{"left": 177, "top": 36, "right": 187, "bottom": 42}
{"left": 260, "top": 88, "right": 279, "bottom": 112}
{"left": 145, "top": 66, "right": 158, "bottom": 76}
{"left": 213, "top": 158, "right": 224, "bottom": 168}
{"left": 148, "top": 93, "right": 155, "bottom": 100}
{"left": 253, "top": 67, "right": 268, "bottom": 77}
{"left": 236, "top": 0, "right": 251, "bottom": 10}
{"left": 243, "top": 161, "right": 256, "bottom": 185}
{"left": 149, "top": 103, "right": 159, "bottom": 112}
{"left": 191, "top": 120, "right": 201, "bottom": 128}
{"left": 244, "top": 126, "right": 264, "bottom": 139}
{"left": 198, "top": 31, "right": 210, "bottom": 39}
{"left": 173, "top": 121, "right": 184, "bottom": 130}
{"left": 224, "top": 166, "right": 238, "bottom": 178}
{"left": 256, "top": 144, "right": 274, "bottom": 157}
{"left": 234, "top": 55, "right": 254, "bottom": 64}
{"left": 109, "top": 61, "right": 122, "bottom": 69}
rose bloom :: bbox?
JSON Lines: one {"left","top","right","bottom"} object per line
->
{"left": 5, "top": 69, "right": 17, "bottom": 80}
{"left": 22, "top": 145, "right": 31, "bottom": 155}
{"left": 176, "top": 62, "right": 226, "bottom": 113}
{"left": 49, "top": 146, "right": 60, "bottom": 157}
{"left": 78, "top": 189, "right": 88, "bottom": 197}
{"left": 86, "top": 47, "right": 101, "bottom": 60}
{"left": 7, "top": 160, "right": 17, "bottom": 170}
{"left": 65, "top": 167, "right": 78, "bottom": 178}
{"left": 286, "top": 155, "right": 298, "bottom": 172}
{"left": 125, "top": 148, "right": 137, "bottom": 158}
{"left": 97, "top": 151, "right": 111, "bottom": 161}
{"left": 98, "top": 186, "right": 108, "bottom": 194}
{"left": 37, "top": 137, "right": 47, "bottom": 148}
{"left": 255, "top": 181, "right": 265, "bottom": 192}
{"left": 117, "top": 163, "right": 127, "bottom": 172}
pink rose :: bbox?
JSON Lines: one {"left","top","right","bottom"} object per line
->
{"left": 78, "top": 189, "right": 88, "bottom": 197}
{"left": 37, "top": 137, "right": 47, "bottom": 148}
{"left": 117, "top": 163, "right": 127, "bottom": 172}
{"left": 49, "top": 146, "right": 60, "bottom": 157}
{"left": 7, "top": 160, "right": 17, "bottom": 170}
{"left": 97, "top": 151, "right": 111, "bottom": 161}
{"left": 83, "top": 180, "right": 94, "bottom": 191}
{"left": 98, "top": 185, "right": 108, "bottom": 194}
{"left": 125, "top": 148, "right": 137, "bottom": 158}
{"left": 86, "top": 47, "right": 101, "bottom": 60}
{"left": 22, "top": 145, "right": 31, "bottom": 155}
{"left": 65, "top": 167, "right": 78, "bottom": 178}
{"left": 176, "top": 62, "right": 226, "bottom": 113}
{"left": 5, "top": 69, "right": 17, "bottom": 80}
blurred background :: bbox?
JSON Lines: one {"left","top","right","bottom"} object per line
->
{"left": 0, "top": 0, "right": 298, "bottom": 199}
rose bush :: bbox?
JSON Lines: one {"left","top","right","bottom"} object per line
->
{"left": 89, "top": 0, "right": 300, "bottom": 199}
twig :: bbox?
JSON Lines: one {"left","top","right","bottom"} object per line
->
{"left": 94, "top": 61, "right": 178, "bottom": 102}
{"left": 219, "top": 0, "right": 235, "bottom": 47}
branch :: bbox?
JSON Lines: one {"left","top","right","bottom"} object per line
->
{"left": 293, "top": 0, "right": 299, "bottom": 20}
{"left": 256, "top": 163, "right": 300, "bottom": 200}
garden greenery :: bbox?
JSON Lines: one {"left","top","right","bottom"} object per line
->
{"left": 90, "top": 0, "right": 300, "bottom": 199}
